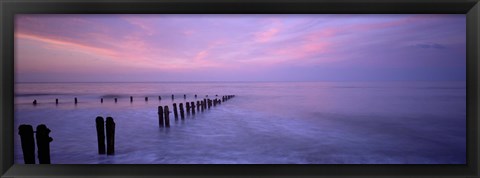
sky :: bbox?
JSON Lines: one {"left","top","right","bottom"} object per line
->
{"left": 15, "top": 14, "right": 466, "bottom": 82}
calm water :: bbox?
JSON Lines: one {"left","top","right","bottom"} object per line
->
{"left": 14, "top": 81, "right": 466, "bottom": 164}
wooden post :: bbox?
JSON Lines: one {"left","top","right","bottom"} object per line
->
{"left": 184, "top": 94, "right": 186, "bottom": 99}
{"left": 115, "top": 98, "right": 118, "bottom": 103}
{"left": 32, "top": 100, "right": 37, "bottom": 105}
{"left": 145, "top": 97, "right": 148, "bottom": 102}
{"left": 195, "top": 94, "right": 197, "bottom": 98}
{"left": 95, "top": 117, "right": 106, "bottom": 154}
{"left": 179, "top": 103, "right": 185, "bottom": 119}
{"left": 159, "top": 96, "right": 162, "bottom": 100}
{"left": 36, "top": 124, "right": 52, "bottom": 164}
{"left": 172, "top": 94, "right": 174, "bottom": 100}
{"left": 158, "top": 106, "right": 164, "bottom": 127}
{"left": 18, "top": 125, "right": 35, "bottom": 164}
{"left": 173, "top": 103, "right": 179, "bottom": 119}
{"left": 191, "top": 102, "right": 195, "bottom": 115}
{"left": 186, "top": 102, "right": 190, "bottom": 113}
{"left": 55, "top": 99, "right": 58, "bottom": 105}
{"left": 164, "top": 106, "right": 170, "bottom": 127}
{"left": 106, "top": 117, "right": 115, "bottom": 155}
{"left": 130, "top": 96, "right": 133, "bottom": 102}
{"left": 197, "top": 101, "right": 200, "bottom": 111}
{"left": 101, "top": 98, "right": 103, "bottom": 103}
{"left": 203, "top": 99, "right": 207, "bottom": 109}
{"left": 74, "top": 97, "right": 78, "bottom": 104}
{"left": 213, "top": 99, "right": 217, "bottom": 107}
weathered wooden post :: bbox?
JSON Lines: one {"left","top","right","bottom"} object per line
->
{"left": 130, "top": 96, "right": 133, "bottom": 102}
{"left": 213, "top": 99, "right": 217, "bottom": 107}
{"left": 95, "top": 117, "right": 105, "bottom": 154}
{"left": 191, "top": 102, "right": 195, "bottom": 115}
{"left": 172, "top": 94, "right": 174, "bottom": 100}
{"left": 208, "top": 99, "right": 212, "bottom": 109}
{"left": 101, "top": 98, "right": 104, "bottom": 103}
{"left": 186, "top": 102, "right": 190, "bottom": 113}
{"left": 173, "top": 103, "right": 179, "bottom": 119}
{"left": 36, "top": 124, "right": 52, "bottom": 164}
{"left": 115, "top": 98, "right": 118, "bottom": 103}
{"left": 203, "top": 99, "right": 207, "bottom": 109}
{"left": 164, "top": 106, "right": 170, "bottom": 127}
{"left": 195, "top": 94, "right": 197, "bottom": 98}
{"left": 159, "top": 96, "right": 162, "bottom": 100}
{"left": 145, "top": 97, "right": 148, "bottom": 102}
{"left": 106, "top": 117, "right": 115, "bottom": 155}
{"left": 74, "top": 97, "right": 78, "bottom": 104}
{"left": 158, "top": 106, "right": 164, "bottom": 127}
{"left": 184, "top": 94, "right": 186, "bottom": 99}
{"left": 32, "top": 100, "right": 37, "bottom": 105}
{"left": 179, "top": 103, "right": 185, "bottom": 119}
{"left": 18, "top": 125, "right": 35, "bottom": 164}
{"left": 197, "top": 101, "right": 200, "bottom": 111}
{"left": 55, "top": 99, "right": 58, "bottom": 105}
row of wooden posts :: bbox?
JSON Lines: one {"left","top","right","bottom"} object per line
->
{"left": 158, "top": 95, "right": 236, "bottom": 127}
{"left": 32, "top": 94, "right": 232, "bottom": 105}
{"left": 18, "top": 124, "right": 53, "bottom": 164}
{"left": 23, "top": 95, "right": 235, "bottom": 161}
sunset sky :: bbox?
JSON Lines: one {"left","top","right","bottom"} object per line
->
{"left": 15, "top": 14, "right": 466, "bottom": 82}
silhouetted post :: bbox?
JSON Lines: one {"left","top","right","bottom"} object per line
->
{"left": 179, "top": 103, "right": 185, "bottom": 119}
{"left": 216, "top": 94, "right": 218, "bottom": 97}
{"left": 130, "top": 96, "right": 133, "bottom": 103}
{"left": 101, "top": 98, "right": 104, "bottom": 103}
{"left": 197, "top": 101, "right": 200, "bottom": 111}
{"left": 213, "top": 99, "right": 217, "bottom": 107}
{"left": 55, "top": 99, "right": 58, "bottom": 105}
{"left": 32, "top": 100, "right": 37, "bottom": 105}
{"left": 172, "top": 94, "right": 174, "bottom": 100}
{"left": 159, "top": 96, "right": 162, "bottom": 100}
{"left": 219, "top": 100, "right": 221, "bottom": 104}
{"left": 36, "top": 124, "right": 52, "bottom": 164}
{"left": 145, "top": 97, "right": 148, "bottom": 102}
{"left": 191, "top": 102, "right": 195, "bottom": 115}
{"left": 184, "top": 94, "right": 186, "bottom": 99}
{"left": 195, "top": 94, "right": 197, "bottom": 98}
{"left": 208, "top": 99, "right": 212, "bottom": 109}
{"left": 115, "top": 98, "right": 118, "bottom": 103}
{"left": 173, "top": 103, "right": 179, "bottom": 119}
{"left": 222, "top": 96, "right": 225, "bottom": 102}
{"left": 186, "top": 102, "right": 190, "bottom": 113}
{"left": 203, "top": 99, "right": 207, "bottom": 109}
{"left": 95, "top": 117, "right": 105, "bottom": 154}
{"left": 74, "top": 97, "right": 78, "bottom": 104}
{"left": 164, "top": 106, "right": 170, "bottom": 127}
{"left": 106, "top": 117, "right": 115, "bottom": 155}
{"left": 18, "top": 125, "right": 35, "bottom": 164}
{"left": 158, "top": 106, "right": 164, "bottom": 127}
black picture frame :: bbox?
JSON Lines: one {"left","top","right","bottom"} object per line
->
{"left": 1, "top": 0, "right": 479, "bottom": 177}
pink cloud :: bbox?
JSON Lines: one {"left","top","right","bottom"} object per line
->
{"left": 15, "top": 32, "right": 117, "bottom": 58}
{"left": 194, "top": 50, "right": 208, "bottom": 61}
{"left": 255, "top": 28, "right": 279, "bottom": 43}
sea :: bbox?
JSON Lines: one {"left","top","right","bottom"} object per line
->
{"left": 14, "top": 81, "right": 466, "bottom": 164}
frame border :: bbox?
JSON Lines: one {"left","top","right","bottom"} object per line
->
{"left": 1, "top": 0, "right": 479, "bottom": 177}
